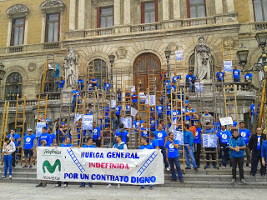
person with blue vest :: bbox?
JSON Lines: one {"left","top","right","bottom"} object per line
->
{"left": 80, "top": 137, "right": 95, "bottom": 188}
{"left": 150, "top": 132, "right": 159, "bottom": 150}
{"left": 261, "top": 136, "right": 267, "bottom": 171}
{"left": 106, "top": 135, "right": 127, "bottom": 189}
{"left": 7, "top": 129, "right": 20, "bottom": 167}
{"left": 55, "top": 137, "right": 73, "bottom": 188}
{"left": 165, "top": 132, "right": 184, "bottom": 183}
{"left": 186, "top": 71, "right": 195, "bottom": 92}
{"left": 217, "top": 125, "right": 232, "bottom": 167}
{"left": 233, "top": 66, "right": 240, "bottom": 82}
{"left": 184, "top": 124, "right": 198, "bottom": 171}
{"left": 155, "top": 124, "right": 169, "bottom": 171}
{"left": 77, "top": 76, "right": 84, "bottom": 91}
{"left": 239, "top": 122, "right": 251, "bottom": 166}
{"left": 115, "top": 123, "right": 129, "bottom": 145}
{"left": 216, "top": 67, "right": 225, "bottom": 82}
{"left": 229, "top": 129, "right": 246, "bottom": 184}
{"left": 38, "top": 127, "right": 50, "bottom": 147}
{"left": 21, "top": 129, "right": 36, "bottom": 169}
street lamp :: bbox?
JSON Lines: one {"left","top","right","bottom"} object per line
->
{"left": 236, "top": 43, "right": 249, "bottom": 70}
{"left": 108, "top": 54, "right": 115, "bottom": 88}
{"left": 164, "top": 48, "right": 171, "bottom": 78}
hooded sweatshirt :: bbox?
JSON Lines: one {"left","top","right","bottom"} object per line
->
{"left": 3, "top": 141, "right": 16, "bottom": 155}
{"left": 229, "top": 135, "right": 245, "bottom": 158}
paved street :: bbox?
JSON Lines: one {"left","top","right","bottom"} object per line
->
{"left": 0, "top": 182, "right": 266, "bottom": 200}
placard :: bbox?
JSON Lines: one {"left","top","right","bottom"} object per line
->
{"left": 175, "top": 50, "right": 183, "bottom": 61}
{"left": 224, "top": 60, "right": 232, "bottom": 72}
{"left": 111, "top": 100, "right": 116, "bottom": 109}
{"left": 131, "top": 107, "right": 138, "bottom": 117}
{"left": 219, "top": 117, "right": 234, "bottom": 126}
{"left": 82, "top": 115, "right": 93, "bottom": 130}
{"left": 74, "top": 114, "right": 83, "bottom": 123}
{"left": 149, "top": 95, "right": 156, "bottom": 106}
{"left": 202, "top": 134, "right": 218, "bottom": 148}
{"left": 36, "top": 122, "right": 46, "bottom": 137}
{"left": 195, "top": 82, "right": 203, "bottom": 93}
{"left": 174, "top": 130, "right": 184, "bottom": 145}
{"left": 121, "top": 117, "right": 132, "bottom": 129}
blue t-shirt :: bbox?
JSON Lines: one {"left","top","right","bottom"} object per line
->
{"left": 48, "top": 133, "right": 56, "bottom": 146}
{"left": 217, "top": 130, "right": 231, "bottom": 144}
{"left": 172, "top": 75, "right": 181, "bottom": 83}
{"left": 83, "top": 144, "right": 96, "bottom": 148}
{"left": 193, "top": 127, "right": 202, "bottom": 144}
{"left": 244, "top": 73, "right": 253, "bottom": 81}
{"left": 23, "top": 134, "right": 36, "bottom": 149}
{"left": 7, "top": 133, "right": 20, "bottom": 147}
{"left": 167, "top": 104, "right": 171, "bottom": 116}
{"left": 156, "top": 105, "right": 163, "bottom": 115}
{"left": 72, "top": 90, "right": 80, "bottom": 100}
{"left": 60, "top": 143, "right": 73, "bottom": 147}
{"left": 155, "top": 130, "right": 167, "bottom": 147}
{"left": 139, "top": 144, "right": 154, "bottom": 149}
{"left": 205, "top": 128, "right": 216, "bottom": 134}
{"left": 115, "top": 106, "right": 121, "bottom": 116}
{"left": 91, "top": 78, "right": 98, "bottom": 87}
{"left": 140, "top": 128, "right": 149, "bottom": 138}
{"left": 186, "top": 74, "right": 194, "bottom": 83}
{"left": 165, "top": 140, "right": 179, "bottom": 158}
{"left": 250, "top": 104, "right": 260, "bottom": 117}
{"left": 216, "top": 72, "right": 225, "bottom": 81}
{"left": 233, "top": 69, "right": 240, "bottom": 79}
{"left": 132, "top": 95, "right": 138, "bottom": 103}
{"left": 77, "top": 79, "right": 84, "bottom": 85}
{"left": 150, "top": 118, "right": 156, "bottom": 131}
{"left": 150, "top": 138, "right": 159, "bottom": 149}
{"left": 257, "top": 136, "right": 261, "bottom": 150}
{"left": 184, "top": 130, "right": 194, "bottom": 146}
{"left": 93, "top": 127, "right": 101, "bottom": 140}
{"left": 239, "top": 128, "right": 251, "bottom": 145}
{"left": 104, "top": 83, "right": 110, "bottom": 90}
{"left": 115, "top": 129, "right": 129, "bottom": 144}
{"left": 57, "top": 80, "right": 65, "bottom": 88}
{"left": 38, "top": 133, "right": 50, "bottom": 147}
{"left": 133, "top": 120, "right": 143, "bottom": 132}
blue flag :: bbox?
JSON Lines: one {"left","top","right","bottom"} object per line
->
{"left": 55, "top": 63, "right": 60, "bottom": 78}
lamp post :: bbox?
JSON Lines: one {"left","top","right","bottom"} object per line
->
{"left": 236, "top": 43, "right": 249, "bottom": 70}
{"left": 108, "top": 54, "right": 115, "bottom": 89}
{"left": 0, "top": 61, "right": 6, "bottom": 100}
{"left": 164, "top": 48, "right": 171, "bottom": 78}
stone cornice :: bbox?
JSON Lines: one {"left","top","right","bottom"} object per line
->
{"left": 40, "top": 0, "right": 65, "bottom": 13}
{"left": 6, "top": 4, "right": 30, "bottom": 18}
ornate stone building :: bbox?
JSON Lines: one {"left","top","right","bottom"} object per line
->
{"left": 0, "top": 0, "right": 266, "bottom": 130}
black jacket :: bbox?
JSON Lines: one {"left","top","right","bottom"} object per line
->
{"left": 248, "top": 133, "right": 266, "bottom": 152}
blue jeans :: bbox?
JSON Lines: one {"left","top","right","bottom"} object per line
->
{"left": 3, "top": 155, "right": 12, "bottom": 176}
{"left": 159, "top": 146, "right": 169, "bottom": 168}
{"left": 81, "top": 182, "right": 92, "bottom": 187}
{"left": 234, "top": 78, "right": 240, "bottom": 82}
{"left": 184, "top": 146, "right": 197, "bottom": 168}
{"left": 169, "top": 157, "right": 183, "bottom": 180}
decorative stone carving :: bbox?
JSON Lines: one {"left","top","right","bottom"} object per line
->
{"left": 28, "top": 63, "right": 36, "bottom": 72}
{"left": 166, "top": 42, "right": 178, "bottom": 52}
{"left": 194, "top": 36, "right": 212, "bottom": 81}
{"left": 223, "top": 38, "right": 234, "bottom": 48}
{"left": 115, "top": 47, "right": 128, "bottom": 59}
{"left": 64, "top": 47, "right": 78, "bottom": 88}
{"left": 6, "top": 4, "right": 30, "bottom": 17}
{"left": 40, "top": 0, "right": 65, "bottom": 13}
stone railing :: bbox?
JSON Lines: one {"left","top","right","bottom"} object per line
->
{"left": 37, "top": 92, "right": 61, "bottom": 100}
{"left": 9, "top": 46, "right": 23, "bottom": 53}
{"left": 254, "top": 21, "right": 267, "bottom": 30}
{"left": 0, "top": 99, "right": 38, "bottom": 108}
{"left": 181, "top": 16, "right": 216, "bottom": 27}
{"left": 130, "top": 22, "right": 163, "bottom": 32}
{"left": 43, "top": 42, "right": 60, "bottom": 49}
{"left": 85, "top": 27, "right": 114, "bottom": 37}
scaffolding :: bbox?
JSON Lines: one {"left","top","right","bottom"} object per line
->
{"left": 221, "top": 40, "right": 234, "bottom": 82}
{"left": 0, "top": 102, "right": 9, "bottom": 164}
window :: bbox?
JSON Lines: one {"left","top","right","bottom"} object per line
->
{"left": 98, "top": 7, "right": 113, "bottom": 28}
{"left": 42, "top": 69, "right": 56, "bottom": 92}
{"left": 141, "top": 1, "right": 158, "bottom": 23}
{"left": 46, "top": 13, "right": 60, "bottom": 42}
{"left": 5, "top": 72, "right": 22, "bottom": 100}
{"left": 88, "top": 59, "right": 107, "bottom": 88}
{"left": 11, "top": 18, "right": 25, "bottom": 46}
{"left": 188, "top": 0, "right": 206, "bottom": 18}
{"left": 253, "top": 0, "right": 267, "bottom": 21}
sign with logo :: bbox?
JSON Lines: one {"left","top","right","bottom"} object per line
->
{"left": 37, "top": 147, "right": 164, "bottom": 185}
{"left": 82, "top": 115, "right": 93, "bottom": 130}
{"left": 195, "top": 82, "right": 203, "bottom": 93}
{"left": 111, "top": 100, "right": 116, "bottom": 108}
{"left": 36, "top": 122, "right": 46, "bottom": 137}
{"left": 175, "top": 50, "right": 183, "bottom": 61}
{"left": 74, "top": 114, "right": 83, "bottom": 123}
{"left": 202, "top": 134, "right": 218, "bottom": 148}
{"left": 224, "top": 60, "right": 232, "bottom": 72}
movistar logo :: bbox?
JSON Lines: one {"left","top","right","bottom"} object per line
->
{"left": 43, "top": 159, "right": 61, "bottom": 173}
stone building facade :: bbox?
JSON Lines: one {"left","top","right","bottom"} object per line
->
{"left": 0, "top": 0, "right": 265, "bottom": 130}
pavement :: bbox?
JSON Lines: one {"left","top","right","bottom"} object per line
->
{"left": 0, "top": 182, "right": 266, "bottom": 200}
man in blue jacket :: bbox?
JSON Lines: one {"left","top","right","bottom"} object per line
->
{"left": 184, "top": 124, "right": 198, "bottom": 171}
{"left": 261, "top": 136, "right": 267, "bottom": 169}
{"left": 229, "top": 129, "right": 246, "bottom": 184}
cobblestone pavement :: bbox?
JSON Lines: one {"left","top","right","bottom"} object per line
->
{"left": 0, "top": 182, "right": 266, "bottom": 200}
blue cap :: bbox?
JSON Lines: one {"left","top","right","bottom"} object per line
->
{"left": 185, "top": 100, "right": 189, "bottom": 104}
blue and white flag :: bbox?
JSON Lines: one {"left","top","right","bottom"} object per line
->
{"left": 174, "top": 130, "right": 184, "bottom": 145}
{"left": 202, "top": 134, "right": 218, "bottom": 148}
{"left": 55, "top": 63, "right": 60, "bottom": 78}
{"left": 224, "top": 60, "right": 232, "bottom": 72}
{"left": 83, "top": 115, "right": 93, "bottom": 130}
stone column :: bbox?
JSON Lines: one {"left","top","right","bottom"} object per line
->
{"left": 78, "top": 0, "right": 85, "bottom": 29}
{"left": 114, "top": 0, "right": 121, "bottom": 26}
{"left": 173, "top": 0, "right": 181, "bottom": 20}
{"left": 124, "top": 0, "right": 131, "bottom": 24}
{"left": 69, "top": 0, "right": 76, "bottom": 30}
{"left": 163, "top": 0, "right": 170, "bottom": 21}
{"left": 226, "top": 0, "right": 235, "bottom": 13}
{"left": 6, "top": 19, "right": 12, "bottom": 47}
{"left": 24, "top": 16, "right": 29, "bottom": 45}
{"left": 215, "top": 0, "right": 223, "bottom": 15}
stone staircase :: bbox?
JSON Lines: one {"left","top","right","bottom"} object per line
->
{"left": 1, "top": 165, "right": 266, "bottom": 188}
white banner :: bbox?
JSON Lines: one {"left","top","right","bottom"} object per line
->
{"left": 175, "top": 50, "right": 183, "bottom": 61}
{"left": 121, "top": 117, "right": 132, "bottom": 129}
{"left": 37, "top": 147, "right": 164, "bottom": 185}
{"left": 219, "top": 117, "right": 233, "bottom": 126}
{"left": 36, "top": 122, "right": 46, "bottom": 137}
{"left": 82, "top": 115, "right": 93, "bottom": 130}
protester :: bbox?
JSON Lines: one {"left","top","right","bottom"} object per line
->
{"left": 166, "top": 132, "right": 184, "bottom": 183}
{"left": 239, "top": 122, "right": 251, "bottom": 166}
{"left": 36, "top": 140, "right": 48, "bottom": 187}
{"left": 72, "top": 86, "right": 80, "bottom": 112}
{"left": 22, "top": 129, "right": 37, "bottom": 168}
{"left": 92, "top": 122, "right": 102, "bottom": 147}
{"left": 150, "top": 132, "right": 160, "bottom": 150}
{"left": 204, "top": 122, "right": 217, "bottom": 169}
{"left": 1, "top": 137, "right": 16, "bottom": 179}
{"left": 184, "top": 124, "right": 198, "bottom": 171}
{"left": 216, "top": 67, "right": 225, "bottom": 82}
{"left": 7, "top": 129, "right": 20, "bottom": 167}
{"left": 233, "top": 66, "right": 240, "bottom": 82}
{"left": 56, "top": 76, "right": 65, "bottom": 92}
{"left": 38, "top": 127, "right": 50, "bottom": 147}
{"left": 192, "top": 121, "right": 202, "bottom": 168}
{"left": 77, "top": 76, "right": 84, "bottom": 91}
{"left": 56, "top": 138, "right": 73, "bottom": 188}
{"left": 217, "top": 125, "right": 231, "bottom": 168}
{"left": 186, "top": 71, "right": 195, "bottom": 92}
{"left": 115, "top": 123, "right": 129, "bottom": 145}
{"left": 261, "top": 136, "right": 267, "bottom": 170}
{"left": 229, "top": 129, "right": 246, "bottom": 184}
{"left": 48, "top": 128, "right": 56, "bottom": 146}
{"left": 248, "top": 127, "right": 266, "bottom": 177}
{"left": 201, "top": 109, "right": 213, "bottom": 125}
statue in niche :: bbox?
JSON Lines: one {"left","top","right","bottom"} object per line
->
{"left": 64, "top": 47, "right": 78, "bottom": 88}
{"left": 194, "top": 36, "right": 212, "bottom": 81}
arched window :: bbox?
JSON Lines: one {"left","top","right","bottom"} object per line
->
{"left": 88, "top": 59, "right": 108, "bottom": 89}
{"left": 253, "top": 0, "right": 267, "bottom": 22}
{"left": 41, "top": 69, "right": 56, "bottom": 92}
{"left": 187, "top": 0, "right": 206, "bottom": 18}
{"left": 188, "top": 53, "right": 214, "bottom": 78}
{"left": 5, "top": 72, "right": 22, "bottom": 100}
